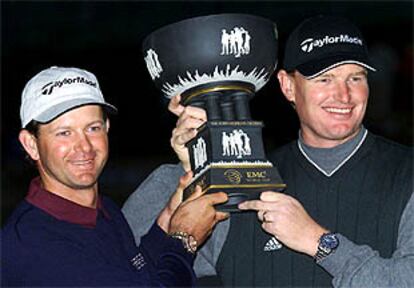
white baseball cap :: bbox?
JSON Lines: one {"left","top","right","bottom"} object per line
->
{"left": 20, "top": 66, "right": 117, "bottom": 128}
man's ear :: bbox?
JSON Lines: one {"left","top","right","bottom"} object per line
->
{"left": 19, "top": 130, "right": 40, "bottom": 161}
{"left": 277, "top": 70, "right": 296, "bottom": 103}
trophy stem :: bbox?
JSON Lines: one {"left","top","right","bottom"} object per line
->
{"left": 205, "top": 92, "right": 222, "bottom": 120}
{"left": 189, "top": 101, "right": 205, "bottom": 109}
{"left": 220, "top": 102, "right": 235, "bottom": 121}
{"left": 233, "top": 91, "right": 252, "bottom": 120}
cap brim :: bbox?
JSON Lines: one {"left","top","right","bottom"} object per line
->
{"left": 296, "top": 55, "right": 376, "bottom": 79}
{"left": 33, "top": 98, "right": 118, "bottom": 124}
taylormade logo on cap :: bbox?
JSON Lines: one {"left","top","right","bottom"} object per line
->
{"left": 283, "top": 16, "right": 376, "bottom": 78}
{"left": 300, "top": 34, "right": 363, "bottom": 53}
{"left": 41, "top": 76, "right": 98, "bottom": 95}
{"left": 20, "top": 66, "right": 117, "bottom": 128}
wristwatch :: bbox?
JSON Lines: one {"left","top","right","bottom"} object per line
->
{"left": 314, "top": 232, "right": 339, "bottom": 263}
{"left": 169, "top": 231, "right": 198, "bottom": 254}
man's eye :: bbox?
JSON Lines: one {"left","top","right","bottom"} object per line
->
{"left": 316, "top": 78, "right": 330, "bottom": 83}
{"left": 350, "top": 76, "right": 363, "bottom": 82}
{"left": 56, "top": 131, "right": 70, "bottom": 137}
{"left": 89, "top": 125, "right": 102, "bottom": 132}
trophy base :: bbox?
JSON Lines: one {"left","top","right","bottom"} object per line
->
{"left": 183, "top": 164, "right": 286, "bottom": 212}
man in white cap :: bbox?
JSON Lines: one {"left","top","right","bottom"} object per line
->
{"left": 123, "top": 15, "right": 413, "bottom": 287}
{"left": 1, "top": 66, "right": 229, "bottom": 286}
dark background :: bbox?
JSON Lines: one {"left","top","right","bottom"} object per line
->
{"left": 2, "top": 1, "right": 413, "bottom": 226}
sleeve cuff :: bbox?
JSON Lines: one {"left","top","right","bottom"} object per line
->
{"left": 140, "top": 222, "right": 195, "bottom": 265}
{"left": 317, "top": 233, "right": 375, "bottom": 277}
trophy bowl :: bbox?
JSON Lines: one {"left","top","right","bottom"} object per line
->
{"left": 142, "top": 13, "right": 278, "bottom": 103}
{"left": 143, "top": 14, "right": 285, "bottom": 212}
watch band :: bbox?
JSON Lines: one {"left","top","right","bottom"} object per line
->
{"left": 314, "top": 232, "right": 339, "bottom": 263}
{"left": 314, "top": 246, "right": 330, "bottom": 263}
{"left": 169, "top": 231, "right": 198, "bottom": 254}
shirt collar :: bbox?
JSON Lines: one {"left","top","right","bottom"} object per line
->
{"left": 25, "top": 177, "right": 110, "bottom": 228}
{"left": 297, "top": 127, "right": 368, "bottom": 177}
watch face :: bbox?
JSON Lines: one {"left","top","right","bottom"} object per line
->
{"left": 322, "top": 233, "right": 339, "bottom": 249}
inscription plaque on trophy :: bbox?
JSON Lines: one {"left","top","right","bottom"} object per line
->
{"left": 143, "top": 14, "right": 286, "bottom": 211}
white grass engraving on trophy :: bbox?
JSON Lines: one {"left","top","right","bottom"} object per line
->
{"left": 220, "top": 27, "right": 251, "bottom": 58}
{"left": 222, "top": 129, "right": 251, "bottom": 159}
{"left": 193, "top": 137, "right": 207, "bottom": 170}
{"left": 162, "top": 65, "right": 268, "bottom": 98}
{"left": 144, "top": 49, "right": 163, "bottom": 79}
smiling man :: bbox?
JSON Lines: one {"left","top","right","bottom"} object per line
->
{"left": 237, "top": 15, "right": 414, "bottom": 287}
{"left": 1, "top": 66, "right": 229, "bottom": 286}
{"left": 123, "top": 15, "right": 413, "bottom": 287}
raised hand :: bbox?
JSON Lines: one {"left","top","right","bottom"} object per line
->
{"left": 169, "top": 186, "right": 229, "bottom": 246}
{"left": 169, "top": 94, "right": 207, "bottom": 171}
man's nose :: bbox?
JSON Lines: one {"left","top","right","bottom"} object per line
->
{"left": 334, "top": 81, "right": 351, "bottom": 103}
{"left": 74, "top": 133, "right": 93, "bottom": 152}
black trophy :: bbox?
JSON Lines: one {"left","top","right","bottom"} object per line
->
{"left": 143, "top": 14, "right": 286, "bottom": 212}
